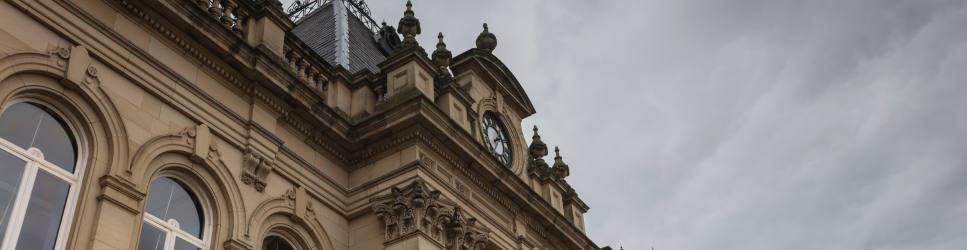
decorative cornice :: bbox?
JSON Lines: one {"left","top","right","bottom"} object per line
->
{"left": 371, "top": 180, "right": 490, "bottom": 249}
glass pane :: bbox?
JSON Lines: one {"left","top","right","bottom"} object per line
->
{"left": 145, "top": 177, "right": 204, "bottom": 238}
{"left": 0, "top": 103, "right": 42, "bottom": 149}
{"left": 15, "top": 171, "right": 70, "bottom": 250}
{"left": 138, "top": 222, "right": 165, "bottom": 250}
{"left": 264, "top": 236, "right": 295, "bottom": 250}
{"left": 0, "top": 150, "right": 25, "bottom": 246}
{"left": 137, "top": 222, "right": 166, "bottom": 250}
{"left": 0, "top": 103, "right": 77, "bottom": 172}
{"left": 173, "top": 238, "right": 201, "bottom": 250}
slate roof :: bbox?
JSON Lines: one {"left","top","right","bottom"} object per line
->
{"left": 292, "top": 3, "right": 388, "bottom": 74}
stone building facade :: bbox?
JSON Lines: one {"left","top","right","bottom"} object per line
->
{"left": 0, "top": 0, "right": 595, "bottom": 249}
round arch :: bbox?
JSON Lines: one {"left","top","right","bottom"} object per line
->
{"left": 0, "top": 51, "right": 128, "bottom": 249}
{"left": 248, "top": 197, "right": 335, "bottom": 250}
{"left": 129, "top": 128, "right": 247, "bottom": 249}
{"left": 0, "top": 50, "right": 129, "bottom": 174}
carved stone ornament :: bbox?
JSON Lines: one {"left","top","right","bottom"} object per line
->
{"left": 432, "top": 32, "right": 452, "bottom": 73}
{"left": 83, "top": 65, "right": 101, "bottom": 85}
{"left": 175, "top": 124, "right": 223, "bottom": 165}
{"left": 475, "top": 23, "right": 497, "bottom": 52}
{"left": 528, "top": 126, "right": 552, "bottom": 180}
{"left": 371, "top": 180, "right": 491, "bottom": 249}
{"left": 241, "top": 149, "right": 274, "bottom": 192}
{"left": 397, "top": 0, "right": 421, "bottom": 47}
{"left": 551, "top": 146, "right": 570, "bottom": 180}
{"left": 284, "top": 186, "right": 316, "bottom": 222}
{"left": 51, "top": 46, "right": 71, "bottom": 68}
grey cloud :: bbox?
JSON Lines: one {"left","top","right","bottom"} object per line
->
{"left": 285, "top": 0, "right": 967, "bottom": 249}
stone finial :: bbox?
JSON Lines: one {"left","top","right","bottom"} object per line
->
{"left": 528, "top": 126, "right": 551, "bottom": 180}
{"left": 528, "top": 126, "right": 548, "bottom": 159}
{"left": 475, "top": 23, "right": 497, "bottom": 52}
{"left": 432, "top": 32, "right": 453, "bottom": 72}
{"left": 551, "top": 146, "right": 570, "bottom": 180}
{"left": 397, "top": 0, "right": 421, "bottom": 47}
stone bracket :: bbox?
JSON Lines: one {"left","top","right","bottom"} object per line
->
{"left": 241, "top": 149, "right": 274, "bottom": 192}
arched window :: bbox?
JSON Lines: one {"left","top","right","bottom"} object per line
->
{"left": 0, "top": 102, "right": 82, "bottom": 250}
{"left": 138, "top": 177, "right": 207, "bottom": 250}
{"left": 263, "top": 235, "right": 296, "bottom": 250}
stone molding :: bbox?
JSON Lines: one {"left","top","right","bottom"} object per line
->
{"left": 371, "top": 180, "right": 491, "bottom": 250}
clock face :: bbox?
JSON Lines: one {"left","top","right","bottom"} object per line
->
{"left": 482, "top": 112, "right": 513, "bottom": 167}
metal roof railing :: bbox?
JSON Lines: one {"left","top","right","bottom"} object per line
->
{"left": 286, "top": 0, "right": 381, "bottom": 36}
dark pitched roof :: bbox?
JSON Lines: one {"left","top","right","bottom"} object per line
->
{"left": 292, "top": 3, "right": 388, "bottom": 74}
{"left": 292, "top": 4, "right": 337, "bottom": 64}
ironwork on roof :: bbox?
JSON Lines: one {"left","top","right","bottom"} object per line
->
{"left": 287, "top": 0, "right": 380, "bottom": 35}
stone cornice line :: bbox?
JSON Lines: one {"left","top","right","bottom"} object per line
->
{"left": 413, "top": 131, "right": 518, "bottom": 213}
{"left": 279, "top": 113, "right": 349, "bottom": 162}
{"left": 342, "top": 120, "right": 519, "bottom": 217}
{"left": 116, "top": 0, "right": 359, "bottom": 165}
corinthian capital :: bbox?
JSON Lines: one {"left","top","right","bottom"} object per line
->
{"left": 370, "top": 180, "right": 491, "bottom": 249}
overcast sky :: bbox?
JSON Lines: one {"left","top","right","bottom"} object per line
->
{"left": 287, "top": 0, "right": 967, "bottom": 249}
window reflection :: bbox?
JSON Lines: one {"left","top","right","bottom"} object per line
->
{"left": 0, "top": 103, "right": 77, "bottom": 171}
{"left": 0, "top": 151, "right": 25, "bottom": 246}
{"left": 144, "top": 177, "right": 204, "bottom": 238}
{"left": 263, "top": 236, "right": 296, "bottom": 250}
{"left": 140, "top": 177, "right": 206, "bottom": 250}
{"left": 15, "top": 171, "right": 70, "bottom": 250}
{"left": 173, "top": 239, "right": 201, "bottom": 250}
{"left": 0, "top": 102, "right": 82, "bottom": 249}
{"left": 137, "top": 222, "right": 165, "bottom": 250}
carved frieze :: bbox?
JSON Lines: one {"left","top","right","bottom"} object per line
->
{"left": 371, "top": 180, "right": 491, "bottom": 249}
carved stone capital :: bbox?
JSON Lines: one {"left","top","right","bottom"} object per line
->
{"left": 370, "top": 180, "right": 491, "bottom": 249}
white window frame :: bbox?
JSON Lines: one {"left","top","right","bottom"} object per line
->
{"left": 0, "top": 125, "right": 84, "bottom": 249}
{"left": 140, "top": 176, "right": 211, "bottom": 250}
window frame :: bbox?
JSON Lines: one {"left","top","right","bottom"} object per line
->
{"left": 139, "top": 175, "right": 212, "bottom": 250}
{"left": 0, "top": 101, "right": 87, "bottom": 250}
